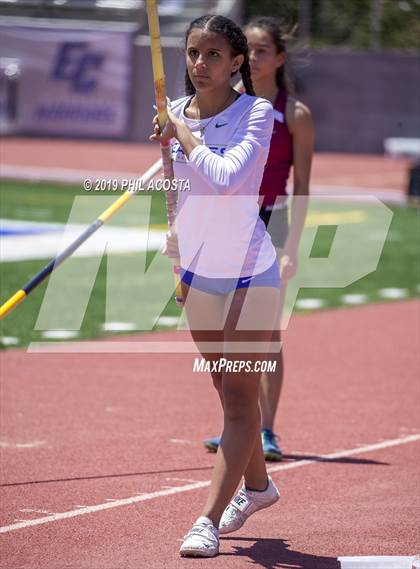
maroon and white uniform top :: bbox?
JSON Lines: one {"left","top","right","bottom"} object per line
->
{"left": 259, "top": 89, "right": 293, "bottom": 209}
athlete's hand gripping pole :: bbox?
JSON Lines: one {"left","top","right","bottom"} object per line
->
{"left": 146, "top": 0, "right": 183, "bottom": 306}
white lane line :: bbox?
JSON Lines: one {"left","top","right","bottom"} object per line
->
{"left": 0, "top": 482, "right": 210, "bottom": 534}
{"left": 166, "top": 478, "right": 204, "bottom": 484}
{"left": 19, "top": 509, "right": 56, "bottom": 515}
{"left": 0, "top": 433, "right": 418, "bottom": 534}
{"left": 267, "top": 433, "right": 420, "bottom": 475}
{"left": 338, "top": 556, "right": 417, "bottom": 568}
{"left": 0, "top": 440, "right": 46, "bottom": 449}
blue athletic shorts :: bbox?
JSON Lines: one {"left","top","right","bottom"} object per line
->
{"left": 180, "top": 261, "right": 280, "bottom": 296}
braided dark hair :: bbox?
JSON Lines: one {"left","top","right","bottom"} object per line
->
{"left": 184, "top": 14, "right": 255, "bottom": 97}
{"left": 244, "top": 16, "right": 296, "bottom": 95}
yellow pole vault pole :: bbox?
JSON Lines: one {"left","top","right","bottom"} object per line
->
{"left": 146, "top": 0, "right": 183, "bottom": 305}
{"left": 0, "top": 159, "right": 162, "bottom": 319}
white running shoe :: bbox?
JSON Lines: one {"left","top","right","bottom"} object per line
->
{"left": 179, "top": 516, "right": 219, "bottom": 557}
{"left": 219, "top": 476, "right": 280, "bottom": 535}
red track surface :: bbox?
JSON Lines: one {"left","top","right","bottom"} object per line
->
{"left": 1, "top": 300, "right": 419, "bottom": 568}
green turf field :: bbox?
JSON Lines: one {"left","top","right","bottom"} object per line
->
{"left": 1, "top": 180, "right": 419, "bottom": 349}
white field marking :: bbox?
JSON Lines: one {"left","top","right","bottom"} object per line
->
{"left": 0, "top": 440, "right": 46, "bottom": 449}
{"left": 0, "top": 336, "right": 19, "bottom": 346}
{"left": 41, "top": 331, "right": 79, "bottom": 340}
{"left": 156, "top": 316, "right": 179, "bottom": 327}
{"left": 341, "top": 294, "right": 368, "bottom": 305}
{"left": 295, "top": 298, "right": 325, "bottom": 310}
{"left": 169, "top": 439, "right": 193, "bottom": 445}
{"left": 338, "top": 556, "right": 417, "bottom": 569}
{"left": 0, "top": 433, "right": 418, "bottom": 535}
{"left": 416, "top": 284, "right": 420, "bottom": 293}
{"left": 166, "top": 478, "right": 204, "bottom": 484}
{"left": 0, "top": 219, "right": 166, "bottom": 263}
{"left": 102, "top": 322, "right": 137, "bottom": 332}
{"left": 378, "top": 288, "right": 408, "bottom": 299}
{"left": 19, "top": 509, "right": 55, "bottom": 515}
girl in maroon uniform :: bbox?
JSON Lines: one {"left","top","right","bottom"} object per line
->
{"left": 204, "top": 16, "right": 314, "bottom": 460}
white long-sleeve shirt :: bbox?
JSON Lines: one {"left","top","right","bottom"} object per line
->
{"left": 171, "top": 93, "right": 276, "bottom": 278}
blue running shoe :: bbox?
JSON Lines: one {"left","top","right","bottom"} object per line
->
{"left": 261, "top": 429, "right": 282, "bottom": 461}
{"left": 203, "top": 436, "right": 220, "bottom": 453}
{"left": 204, "top": 431, "right": 282, "bottom": 460}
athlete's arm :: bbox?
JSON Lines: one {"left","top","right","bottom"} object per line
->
{"left": 151, "top": 100, "right": 274, "bottom": 195}
{"left": 282, "top": 99, "right": 314, "bottom": 279}
{"left": 186, "top": 100, "right": 274, "bottom": 194}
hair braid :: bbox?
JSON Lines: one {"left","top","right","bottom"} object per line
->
{"left": 239, "top": 59, "right": 255, "bottom": 96}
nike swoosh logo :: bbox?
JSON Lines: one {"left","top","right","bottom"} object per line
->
{"left": 240, "top": 277, "right": 254, "bottom": 284}
{"left": 215, "top": 123, "right": 228, "bottom": 128}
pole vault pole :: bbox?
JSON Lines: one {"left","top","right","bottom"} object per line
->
{"left": 0, "top": 159, "right": 162, "bottom": 320}
{"left": 146, "top": 0, "right": 183, "bottom": 305}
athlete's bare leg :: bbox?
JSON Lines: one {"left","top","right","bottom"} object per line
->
{"left": 183, "top": 283, "right": 279, "bottom": 526}
{"left": 259, "top": 250, "right": 287, "bottom": 431}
